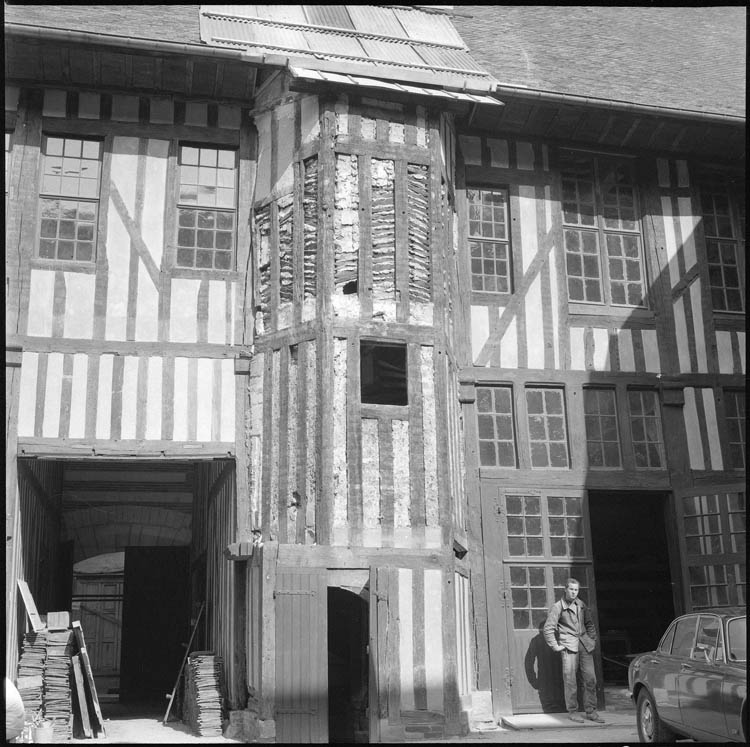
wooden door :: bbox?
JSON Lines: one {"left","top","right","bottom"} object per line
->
{"left": 73, "top": 576, "right": 123, "bottom": 679}
{"left": 119, "top": 547, "right": 190, "bottom": 702}
{"left": 484, "top": 485, "right": 602, "bottom": 714}
{"left": 274, "top": 568, "right": 328, "bottom": 743}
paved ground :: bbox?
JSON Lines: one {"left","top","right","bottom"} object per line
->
{"left": 64, "top": 686, "right": 651, "bottom": 743}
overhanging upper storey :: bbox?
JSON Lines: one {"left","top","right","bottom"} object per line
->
{"left": 198, "top": 4, "right": 498, "bottom": 94}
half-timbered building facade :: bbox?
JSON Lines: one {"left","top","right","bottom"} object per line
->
{"left": 5, "top": 5, "right": 745, "bottom": 742}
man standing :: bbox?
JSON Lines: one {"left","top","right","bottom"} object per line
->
{"left": 543, "top": 577, "right": 604, "bottom": 723}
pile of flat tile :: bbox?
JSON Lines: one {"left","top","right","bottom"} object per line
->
{"left": 17, "top": 630, "right": 47, "bottom": 715}
{"left": 184, "top": 652, "right": 225, "bottom": 737}
{"left": 43, "top": 629, "right": 76, "bottom": 741}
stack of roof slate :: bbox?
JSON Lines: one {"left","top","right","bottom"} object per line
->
{"left": 43, "top": 629, "right": 76, "bottom": 741}
{"left": 16, "top": 630, "right": 47, "bottom": 715}
{"left": 184, "top": 651, "right": 225, "bottom": 737}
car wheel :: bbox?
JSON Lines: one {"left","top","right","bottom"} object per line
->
{"left": 636, "top": 689, "right": 676, "bottom": 743}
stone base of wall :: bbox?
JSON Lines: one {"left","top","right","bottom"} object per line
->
{"left": 378, "top": 710, "right": 460, "bottom": 742}
{"left": 460, "top": 690, "right": 498, "bottom": 731}
{"left": 223, "top": 708, "right": 275, "bottom": 742}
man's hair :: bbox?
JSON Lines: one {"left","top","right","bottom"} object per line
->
{"left": 565, "top": 578, "right": 580, "bottom": 587}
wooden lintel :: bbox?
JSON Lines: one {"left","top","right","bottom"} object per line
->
{"left": 276, "top": 544, "right": 450, "bottom": 570}
{"left": 17, "top": 438, "right": 235, "bottom": 459}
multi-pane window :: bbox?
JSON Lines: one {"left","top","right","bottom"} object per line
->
{"left": 724, "top": 390, "right": 745, "bottom": 469}
{"left": 468, "top": 187, "right": 512, "bottom": 294}
{"left": 699, "top": 172, "right": 744, "bottom": 312}
{"left": 682, "top": 492, "right": 746, "bottom": 608}
{"left": 38, "top": 136, "right": 102, "bottom": 262}
{"left": 547, "top": 496, "right": 585, "bottom": 557}
{"left": 627, "top": 390, "right": 664, "bottom": 469}
{"left": 507, "top": 565, "right": 591, "bottom": 631}
{"left": 526, "top": 388, "right": 569, "bottom": 468}
{"left": 583, "top": 388, "right": 621, "bottom": 468}
{"left": 683, "top": 494, "right": 724, "bottom": 555}
{"left": 561, "top": 151, "right": 647, "bottom": 308}
{"left": 505, "top": 495, "right": 543, "bottom": 556}
{"left": 476, "top": 386, "right": 516, "bottom": 467}
{"left": 176, "top": 144, "right": 237, "bottom": 270}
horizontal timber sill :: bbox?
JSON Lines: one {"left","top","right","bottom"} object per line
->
{"left": 478, "top": 469, "right": 672, "bottom": 491}
{"left": 17, "top": 438, "right": 235, "bottom": 459}
{"left": 276, "top": 544, "right": 450, "bottom": 569}
{"left": 332, "top": 137, "right": 431, "bottom": 164}
{"left": 41, "top": 117, "right": 242, "bottom": 145}
{"left": 10, "top": 335, "right": 246, "bottom": 358}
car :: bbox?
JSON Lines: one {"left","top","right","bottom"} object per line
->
{"left": 628, "top": 607, "right": 746, "bottom": 743}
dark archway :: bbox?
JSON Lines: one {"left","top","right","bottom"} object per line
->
{"left": 588, "top": 491, "right": 676, "bottom": 683}
{"left": 328, "top": 587, "right": 369, "bottom": 743}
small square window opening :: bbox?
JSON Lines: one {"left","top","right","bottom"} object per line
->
{"left": 360, "top": 342, "right": 408, "bottom": 406}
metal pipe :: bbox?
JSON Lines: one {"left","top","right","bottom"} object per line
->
{"left": 490, "top": 83, "right": 744, "bottom": 125}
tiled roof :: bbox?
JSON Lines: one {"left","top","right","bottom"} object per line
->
{"left": 198, "top": 5, "right": 496, "bottom": 92}
{"left": 452, "top": 6, "right": 746, "bottom": 118}
{"left": 4, "top": 4, "right": 203, "bottom": 45}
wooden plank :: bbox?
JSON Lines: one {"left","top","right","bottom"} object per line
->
{"left": 408, "top": 344, "right": 425, "bottom": 543}
{"left": 394, "top": 159, "right": 410, "bottom": 323}
{"left": 71, "top": 654, "right": 93, "bottom": 739}
{"left": 347, "top": 334, "right": 363, "bottom": 547}
{"left": 46, "top": 610, "right": 70, "bottom": 630}
{"left": 16, "top": 579, "right": 45, "bottom": 632}
{"left": 72, "top": 621, "right": 106, "bottom": 736}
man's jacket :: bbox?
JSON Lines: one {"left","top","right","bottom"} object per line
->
{"left": 543, "top": 597, "right": 597, "bottom": 653}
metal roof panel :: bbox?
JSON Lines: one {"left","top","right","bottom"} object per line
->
{"left": 303, "top": 28, "right": 367, "bottom": 58}
{"left": 359, "top": 38, "right": 426, "bottom": 67}
{"left": 303, "top": 5, "right": 355, "bottom": 30}
{"left": 253, "top": 5, "right": 308, "bottom": 24}
{"left": 413, "top": 45, "right": 486, "bottom": 74}
{"left": 391, "top": 7, "right": 465, "bottom": 47}
{"left": 345, "top": 5, "right": 410, "bottom": 39}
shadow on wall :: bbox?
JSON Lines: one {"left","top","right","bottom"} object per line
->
{"left": 523, "top": 622, "right": 564, "bottom": 713}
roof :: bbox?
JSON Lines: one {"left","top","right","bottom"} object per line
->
{"left": 4, "top": 4, "right": 203, "bottom": 46}
{"left": 452, "top": 6, "right": 746, "bottom": 118}
{"left": 198, "top": 5, "right": 496, "bottom": 92}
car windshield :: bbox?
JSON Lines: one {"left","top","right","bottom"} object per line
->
{"left": 726, "top": 617, "right": 746, "bottom": 662}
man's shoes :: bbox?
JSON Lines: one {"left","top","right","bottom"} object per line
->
{"left": 568, "top": 713, "right": 585, "bottom": 723}
{"left": 586, "top": 711, "right": 605, "bottom": 723}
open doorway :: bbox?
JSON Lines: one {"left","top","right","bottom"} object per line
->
{"left": 328, "top": 587, "right": 369, "bottom": 743}
{"left": 588, "top": 491, "right": 676, "bottom": 683}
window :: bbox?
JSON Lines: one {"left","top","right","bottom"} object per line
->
{"left": 176, "top": 144, "right": 237, "bottom": 270}
{"left": 658, "top": 622, "right": 676, "bottom": 654}
{"left": 560, "top": 151, "right": 646, "bottom": 308}
{"left": 627, "top": 390, "right": 664, "bottom": 469}
{"left": 724, "top": 390, "right": 745, "bottom": 469}
{"left": 38, "top": 135, "right": 102, "bottom": 262}
{"left": 526, "top": 387, "right": 569, "bottom": 468}
{"left": 468, "top": 187, "right": 512, "bottom": 294}
{"left": 693, "top": 615, "right": 721, "bottom": 661}
{"left": 476, "top": 386, "right": 516, "bottom": 467}
{"left": 671, "top": 616, "right": 698, "bottom": 657}
{"left": 5, "top": 131, "right": 11, "bottom": 188}
{"left": 727, "top": 617, "right": 746, "bottom": 662}
{"left": 699, "top": 172, "right": 744, "bottom": 312}
{"left": 360, "top": 342, "right": 407, "bottom": 405}
{"left": 584, "top": 388, "right": 621, "bottom": 468}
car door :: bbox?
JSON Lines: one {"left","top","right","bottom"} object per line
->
{"left": 653, "top": 615, "right": 697, "bottom": 725}
{"left": 677, "top": 614, "right": 726, "bottom": 738}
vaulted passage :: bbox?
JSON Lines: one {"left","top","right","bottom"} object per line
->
{"left": 588, "top": 491, "right": 676, "bottom": 683}
{"left": 12, "top": 456, "right": 235, "bottom": 717}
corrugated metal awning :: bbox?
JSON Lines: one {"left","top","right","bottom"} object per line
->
{"left": 289, "top": 66, "right": 503, "bottom": 106}
{"left": 199, "top": 5, "right": 498, "bottom": 94}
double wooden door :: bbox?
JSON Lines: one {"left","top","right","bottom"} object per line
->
{"left": 481, "top": 483, "right": 602, "bottom": 714}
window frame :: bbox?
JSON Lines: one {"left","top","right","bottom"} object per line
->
{"left": 476, "top": 384, "right": 518, "bottom": 468}
{"left": 583, "top": 386, "right": 623, "bottom": 470}
{"left": 35, "top": 133, "right": 104, "bottom": 266}
{"left": 626, "top": 387, "right": 666, "bottom": 470}
{"left": 466, "top": 184, "right": 514, "bottom": 300}
{"left": 525, "top": 385, "right": 571, "bottom": 470}
{"left": 697, "top": 169, "right": 745, "bottom": 315}
{"left": 171, "top": 141, "right": 239, "bottom": 273}
{"left": 559, "top": 149, "right": 649, "bottom": 312}
{"left": 722, "top": 389, "right": 746, "bottom": 470}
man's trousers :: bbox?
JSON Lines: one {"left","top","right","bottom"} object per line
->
{"left": 561, "top": 647, "right": 597, "bottom": 713}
